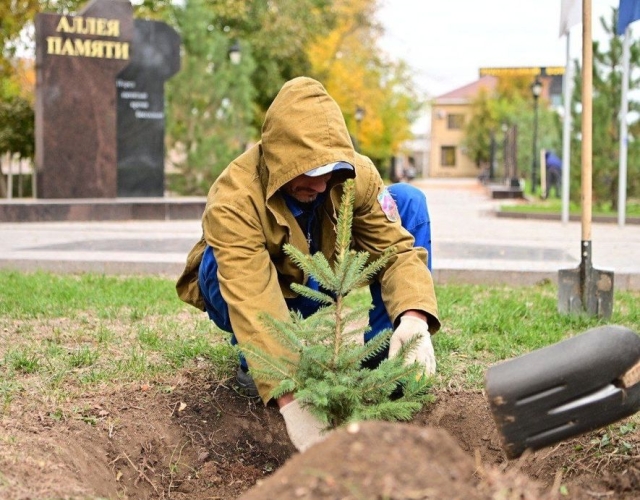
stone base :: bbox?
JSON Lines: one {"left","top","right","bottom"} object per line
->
{"left": 488, "top": 186, "right": 524, "bottom": 199}
{"left": 0, "top": 198, "right": 206, "bottom": 222}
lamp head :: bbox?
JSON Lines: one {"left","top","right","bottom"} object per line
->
{"left": 531, "top": 78, "right": 543, "bottom": 99}
{"left": 228, "top": 41, "right": 241, "bottom": 65}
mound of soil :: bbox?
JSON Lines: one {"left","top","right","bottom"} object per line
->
{"left": 1, "top": 372, "right": 638, "bottom": 499}
{"left": 240, "top": 421, "right": 545, "bottom": 500}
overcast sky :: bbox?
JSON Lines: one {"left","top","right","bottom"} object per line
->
{"left": 377, "top": 0, "right": 620, "bottom": 101}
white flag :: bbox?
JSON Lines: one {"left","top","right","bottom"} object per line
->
{"left": 559, "top": 0, "right": 581, "bottom": 37}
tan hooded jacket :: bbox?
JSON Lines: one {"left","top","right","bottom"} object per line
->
{"left": 176, "top": 77, "right": 440, "bottom": 403}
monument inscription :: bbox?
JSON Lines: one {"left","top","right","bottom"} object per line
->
{"left": 45, "top": 15, "right": 129, "bottom": 59}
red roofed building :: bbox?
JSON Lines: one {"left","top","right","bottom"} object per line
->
{"left": 429, "top": 76, "right": 498, "bottom": 178}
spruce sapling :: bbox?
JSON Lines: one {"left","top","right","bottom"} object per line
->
{"left": 239, "top": 179, "right": 433, "bottom": 429}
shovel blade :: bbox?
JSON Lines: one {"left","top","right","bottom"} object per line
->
{"left": 557, "top": 266, "right": 582, "bottom": 314}
{"left": 485, "top": 325, "right": 640, "bottom": 459}
{"left": 558, "top": 265, "right": 614, "bottom": 319}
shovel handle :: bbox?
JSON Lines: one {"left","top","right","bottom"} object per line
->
{"left": 581, "top": 0, "right": 593, "bottom": 241}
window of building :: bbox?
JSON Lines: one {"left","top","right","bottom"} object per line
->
{"left": 447, "top": 114, "right": 465, "bottom": 129}
{"left": 441, "top": 146, "right": 456, "bottom": 167}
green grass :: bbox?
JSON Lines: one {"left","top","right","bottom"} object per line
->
{"left": 500, "top": 198, "right": 640, "bottom": 217}
{"left": 1, "top": 270, "right": 639, "bottom": 411}
{"left": 347, "top": 280, "right": 640, "bottom": 389}
{"left": 0, "top": 271, "right": 237, "bottom": 412}
{"left": 0, "top": 270, "right": 185, "bottom": 319}
{"left": 432, "top": 282, "right": 640, "bottom": 389}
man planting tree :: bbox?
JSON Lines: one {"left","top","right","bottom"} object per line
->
{"left": 177, "top": 77, "right": 440, "bottom": 452}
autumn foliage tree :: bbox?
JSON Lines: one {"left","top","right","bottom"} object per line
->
{"left": 306, "top": 0, "right": 422, "bottom": 172}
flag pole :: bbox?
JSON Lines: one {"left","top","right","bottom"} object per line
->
{"left": 618, "top": 26, "right": 631, "bottom": 227}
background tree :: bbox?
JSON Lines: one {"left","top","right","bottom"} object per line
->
{"left": 570, "top": 7, "right": 640, "bottom": 211}
{"left": 463, "top": 75, "right": 561, "bottom": 188}
{"left": 462, "top": 87, "right": 501, "bottom": 169}
{"left": 1, "top": 0, "right": 86, "bottom": 79}
{"left": 508, "top": 86, "right": 562, "bottom": 189}
{"left": 164, "top": 0, "right": 256, "bottom": 195}
{"left": 0, "top": 55, "right": 35, "bottom": 198}
{"left": 0, "top": 0, "right": 39, "bottom": 78}
{"left": 214, "top": 0, "right": 337, "bottom": 126}
{"left": 0, "top": 95, "right": 34, "bottom": 198}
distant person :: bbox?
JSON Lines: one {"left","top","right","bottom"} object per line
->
{"left": 389, "top": 157, "right": 403, "bottom": 183}
{"left": 404, "top": 158, "right": 417, "bottom": 182}
{"left": 544, "top": 151, "right": 562, "bottom": 199}
{"left": 176, "top": 77, "right": 440, "bottom": 452}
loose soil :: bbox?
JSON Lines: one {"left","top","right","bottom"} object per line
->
{"left": 1, "top": 370, "right": 638, "bottom": 500}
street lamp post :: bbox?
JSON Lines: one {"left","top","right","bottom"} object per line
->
{"left": 501, "top": 122, "right": 509, "bottom": 182}
{"left": 488, "top": 130, "right": 496, "bottom": 182}
{"left": 530, "top": 77, "right": 543, "bottom": 195}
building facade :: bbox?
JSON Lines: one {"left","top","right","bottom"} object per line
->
{"left": 428, "top": 67, "right": 564, "bottom": 178}
{"left": 429, "top": 76, "right": 498, "bottom": 178}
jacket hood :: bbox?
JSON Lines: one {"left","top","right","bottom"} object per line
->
{"left": 261, "top": 77, "right": 356, "bottom": 198}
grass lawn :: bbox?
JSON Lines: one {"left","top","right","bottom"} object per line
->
{"left": 500, "top": 197, "right": 640, "bottom": 217}
{"left": 1, "top": 270, "right": 639, "bottom": 409}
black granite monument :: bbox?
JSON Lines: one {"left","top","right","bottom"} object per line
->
{"left": 35, "top": 0, "right": 180, "bottom": 199}
{"left": 116, "top": 20, "right": 180, "bottom": 197}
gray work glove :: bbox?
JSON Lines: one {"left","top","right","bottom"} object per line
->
{"left": 279, "top": 399, "right": 326, "bottom": 452}
{"left": 389, "top": 316, "right": 436, "bottom": 376}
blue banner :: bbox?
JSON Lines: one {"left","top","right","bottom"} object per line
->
{"left": 618, "top": 0, "right": 640, "bottom": 35}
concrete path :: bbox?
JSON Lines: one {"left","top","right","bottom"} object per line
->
{"left": 421, "top": 179, "right": 640, "bottom": 290}
{"left": 1, "top": 178, "right": 639, "bottom": 290}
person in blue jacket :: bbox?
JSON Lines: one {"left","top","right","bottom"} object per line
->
{"left": 544, "top": 151, "right": 562, "bottom": 199}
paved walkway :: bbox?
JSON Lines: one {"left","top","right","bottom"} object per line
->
{"left": 1, "top": 178, "right": 639, "bottom": 290}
